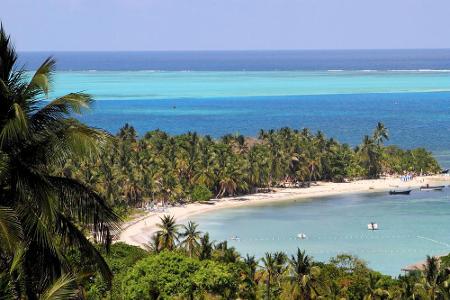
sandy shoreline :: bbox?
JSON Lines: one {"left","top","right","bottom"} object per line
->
{"left": 118, "top": 175, "right": 450, "bottom": 247}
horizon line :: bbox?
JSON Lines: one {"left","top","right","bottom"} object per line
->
{"left": 17, "top": 47, "right": 450, "bottom": 53}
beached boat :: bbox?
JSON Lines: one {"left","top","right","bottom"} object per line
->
{"left": 420, "top": 185, "right": 445, "bottom": 191}
{"left": 389, "top": 190, "right": 412, "bottom": 195}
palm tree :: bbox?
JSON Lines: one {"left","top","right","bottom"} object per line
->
{"left": 239, "top": 255, "right": 258, "bottom": 300}
{"left": 215, "top": 145, "right": 248, "bottom": 198}
{"left": 261, "top": 252, "right": 277, "bottom": 300}
{"left": 273, "top": 251, "right": 288, "bottom": 281}
{"left": 214, "top": 241, "right": 240, "bottom": 263}
{"left": 398, "top": 272, "right": 421, "bottom": 300}
{"left": 155, "top": 215, "right": 179, "bottom": 251}
{"left": 288, "top": 248, "right": 322, "bottom": 300}
{"left": 412, "top": 256, "right": 450, "bottom": 300}
{"left": 199, "top": 233, "right": 214, "bottom": 260}
{"left": 359, "top": 135, "right": 381, "bottom": 178}
{"left": 328, "top": 281, "right": 347, "bottom": 300}
{"left": 180, "top": 221, "right": 201, "bottom": 257}
{"left": 0, "top": 25, "right": 119, "bottom": 298}
{"left": 145, "top": 232, "right": 162, "bottom": 253}
{"left": 373, "top": 122, "right": 389, "bottom": 146}
{"left": 363, "top": 273, "right": 390, "bottom": 300}
{"left": 244, "top": 254, "right": 258, "bottom": 282}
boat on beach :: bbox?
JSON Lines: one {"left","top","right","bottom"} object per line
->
{"left": 389, "top": 190, "right": 412, "bottom": 195}
{"left": 420, "top": 185, "right": 445, "bottom": 191}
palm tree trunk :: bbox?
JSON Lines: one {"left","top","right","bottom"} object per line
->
{"left": 23, "top": 258, "right": 38, "bottom": 300}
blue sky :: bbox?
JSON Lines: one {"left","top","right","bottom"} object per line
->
{"left": 2, "top": 0, "right": 449, "bottom": 51}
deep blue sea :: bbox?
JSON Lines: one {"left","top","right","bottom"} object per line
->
{"left": 18, "top": 49, "right": 450, "bottom": 71}
{"left": 19, "top": 50, "right": 450, "bottom": 167}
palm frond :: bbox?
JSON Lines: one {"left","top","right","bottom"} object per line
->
{"left": 55, "top": 119, "right": 110, "bottom": 158}
{"left": 9, "top": 245, "right": 25, "bottom": 274}
{"left": 0, "top": 206, "right": 23, "bottom": 252}
{"left": 0, "top": 103, "right": 29, "bottom": 146}
{"left": 39, "top": 273, "right": 77, "bottom": 300}
{"left": 32, "top": 92, "right": 92, "bottom": 126}
{"left": 26, "top": 57, "right": 55, "bottom": 97}
{"left": 48, "top": 176, "right": 120, "bottom": 237}
{"left": 26, "top": 119, "right": 111, "bottom": 167}
{"left": 55, "top": 213, "right": 113, "bottom": 285}
{"left": 0, "top": 24, "right": 18, "bottom": 81}
{"left": 18, "top": 204, "right": 61, "bottom": 260}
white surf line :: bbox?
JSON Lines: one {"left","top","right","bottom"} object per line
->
{"left": 416, "top": 236, "right": 450, "bottom": 248}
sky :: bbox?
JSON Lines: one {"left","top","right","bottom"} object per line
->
{"left": 2, "top": 0, "right": 449, "bottom": 51}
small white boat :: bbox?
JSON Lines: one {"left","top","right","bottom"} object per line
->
{"left": 368, "top": 223, "right": 379, "bottom": 230}
{"left": 420, "top": 185, "right": 445, "bottom": 191}
{"left": 297, "top": 233, "right": 307, "bottom": 239}
{"left": 230, "top": 235, "right": 240, "bottom": 241}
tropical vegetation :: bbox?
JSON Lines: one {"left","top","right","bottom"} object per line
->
{"left": 0, "top": 24, "right": 445, "bottom": 300}
{"left": 0, "top": 25, "right": 119, "bottom": 299}
{"left": 64, "top": 123, "right": 440, "bottom": 217}
{"left": 85, "top": 217, "right": 450, "bottom": 300}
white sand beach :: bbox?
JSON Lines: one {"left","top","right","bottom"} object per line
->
{"left": 118, "top": 175, "right": 450, "bottom": 247}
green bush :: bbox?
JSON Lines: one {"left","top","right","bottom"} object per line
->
{"left": 190, "top": 184, "right": 213, "bottom": 202}
{"left": 122, "top": 251, "right": 237, "bottom": 299}
{"left": 84, "top": 243, "right": 149, "bottom": 300}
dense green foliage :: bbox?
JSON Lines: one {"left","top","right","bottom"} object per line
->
{"left": 64, "top": 123, "right": 439, "bottom": 216}
{"left": 83, "top": 243, "right": 148, "bottom": 299}
{"left": 191, "top": 184, "right": 214, "bottom": 201}
{"left": 0, "top": 26, "right": 119, "bottom": 299}
{"left": 87, "top": 217, "right": 450, "bottom": 300}
{"left": 122, "top": 251, "right": 238, "bottom": 299}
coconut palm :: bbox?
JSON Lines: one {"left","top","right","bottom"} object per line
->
{"left": 413, "top": 256, "right": 450, "bottom": 300}
{"left": 215, "top": 146, "right": 248, "bottom": 198}
{"left": 214, "top": 241, "right": 240, "bottom": 263}
{"left": 363, "top": 273, "right": 390, "bottom": 300}
{"left": 424, "top": 256, "right": 441, "bottom": 299}
{"left": 243, "top": 254, "right": 258, "bottom": 283}
{"left": 199, "top": 233, "right": 214, "bottom": 260}
{"left": 239, "top": 254, "right": 259, "bottom": 300}
{"left": 0, "top": 25, "right": 119, "bottom": 298}
{"left": 180, "top": 221, "right": 201, "bottom": 257}
{"left": 288, "top": 248, "right": 323, "bottom": 300}
{"left": 359, "top": 135, "right": 381, "bottom": 178}
{"left": 145, "top": 232, "right": 162, "bottom": 253}
{"left": 328, "top": 281, "right": 347, "bottom": 300}
{"left": 373, "top": 122, "right": 389, "bottom": 146}
{"left": 155, "top": 215, "right": 179, "bottom": 251}
{"left": 261, "top": 253, "right": 276, "bottom": 300}
{"left": 397, "top": 272, "right": 421, "bottom": 300}
{"left": 273, "top": 251, "right": 288, "bottom": 280}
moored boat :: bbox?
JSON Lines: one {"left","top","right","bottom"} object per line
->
{"left": 420, "top": 185, "right": 445, "bottom": 191}
{"left": 389, "top": 190, "right": 412, "bottom": 195}
{"left": 297, "top": 233, "right": 307, "bottom": 239}
{"left": 367, "top": 222, "right": 379, "bottom": 230}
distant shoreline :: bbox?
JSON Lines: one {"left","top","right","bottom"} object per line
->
{"left": 118, "top": 174, "right": 450, "bottom": 248}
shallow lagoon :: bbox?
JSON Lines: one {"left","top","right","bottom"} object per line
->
{"left": 190, "top": 187, "right": 450, "bottom": 276}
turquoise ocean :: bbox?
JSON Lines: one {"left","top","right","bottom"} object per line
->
{"left": 190, "top": 189, "right": 450, "bottom": 276}
{"left": 21, "top": 50, "right": 450, "bottom": 274}
{"left": 48, "top": 70, "right": 450, "bottom": 168}
{"left": 20, "top": 50, "right": 450, "bottom": 168}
